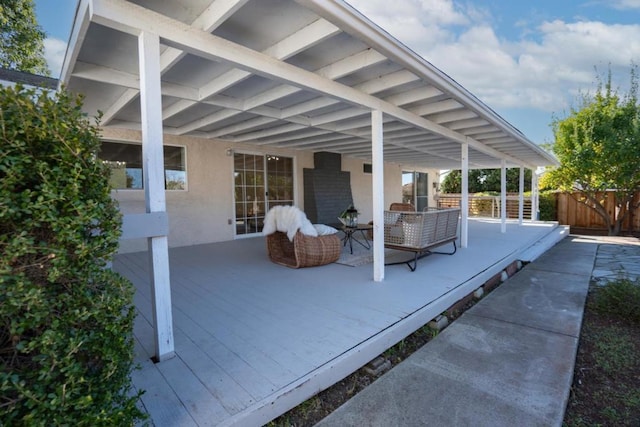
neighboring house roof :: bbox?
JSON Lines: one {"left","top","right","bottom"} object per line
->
{"left": 0, "top": 67, "right": 58, "bottom": 89}
{"left": 60, "top": 0, "right": 558, "bottom": 170}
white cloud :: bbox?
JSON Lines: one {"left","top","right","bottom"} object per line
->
{"left": 347, "top": 0, "right": 471, "bottom": 50}
{"left": 606, "top": 0, "right": 640, "bottom": 10}
{"left": 346, "top": 0, "right": 640, "bottom": 116}
{"left": 44, "top": 37, "right": 67, "bottom": 78}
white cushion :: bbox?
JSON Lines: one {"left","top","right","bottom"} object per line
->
{"left": 313, "top": 224, "right": 338, "bottom": 235}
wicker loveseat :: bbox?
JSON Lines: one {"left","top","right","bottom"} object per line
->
{"left": 384, "top": 207, "right": 460, "bottom": 271}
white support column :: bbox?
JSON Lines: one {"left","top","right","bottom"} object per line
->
{"left": 460, "top": 143, "right": 469, "bottom": 248}
{"left": 531, "top": 171, "right": 539, "bottom": 221}
{"left": 518, "top": 166, "right": 524, "bottom": 225}
{"left": 371, "top": 110, "right": 385, "bottom": 282}
{"left": 139, "top": 31, "right": 174, "bottom": 362}
{"left": 500, "top": 159, "right": 507, "bottom": 233}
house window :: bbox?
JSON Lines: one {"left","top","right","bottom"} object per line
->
{"left": 99, "top": 141, "right": 187, "bottom": 190}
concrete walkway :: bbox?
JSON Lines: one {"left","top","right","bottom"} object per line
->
{"left": 316, "top": 236, "right": 598, "bottom": 427}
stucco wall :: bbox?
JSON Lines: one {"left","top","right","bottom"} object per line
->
{"left": 101, "top": 128, "right": 438, "bottom": 253}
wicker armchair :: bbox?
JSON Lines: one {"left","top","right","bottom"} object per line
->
{"left": 266, "top": 230, "right": 341, "bottom": 268}
{"left": 368, "top": 202, "right": 416, "bottom": 239}
{"left": 389, "top": 202, "right": 416, "bottom": 212}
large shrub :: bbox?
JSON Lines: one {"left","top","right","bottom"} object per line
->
{"left": 538, "top": 191, "right": 557, "bottom": 221}
{"left": 0, "top": 86, "right": 144, "bottom": 425}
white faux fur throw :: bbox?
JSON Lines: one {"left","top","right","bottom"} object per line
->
{"left": 262, "top": 205, "right": 318, "bottom": 241}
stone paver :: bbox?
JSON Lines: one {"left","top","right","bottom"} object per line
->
{"left": 592, "top": 242, "right": 640, "bottom": 284}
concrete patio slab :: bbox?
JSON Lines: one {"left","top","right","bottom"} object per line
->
{"left": 469, "top": 268, "right": 590, "bottom": 337}
{"left": 316, "top": 314, "right": 578, "bottom": 427}
{"left": 527, "top": 240, "right": 597, "bottom": 277}
{"left": 315, "top": 235, "right": 595, "bottom": 427}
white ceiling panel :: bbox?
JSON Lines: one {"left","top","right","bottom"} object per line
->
{"left": 61, "top": 0, "right": 557, "bottom": 170}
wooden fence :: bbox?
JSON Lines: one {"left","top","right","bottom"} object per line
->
{"left": 437, "top": 191, "right": 640, "bottom": 232}
{"left": 435, "top": 194, "right": 532, "bottom": 219}
{"left": 555, "top": 191, "right": 640, "bottom": 232}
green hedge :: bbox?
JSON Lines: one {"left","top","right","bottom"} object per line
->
{"left": 538, "top": 191, "right": 557, "bottom": 221}
{"left": 0, "top": 86, "right": 145, "bottom": 425}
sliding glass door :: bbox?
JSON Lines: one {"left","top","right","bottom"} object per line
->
{"left": 402, "top": 171, "right": 429, "bottom": 211}
{"left": 234, "top": 153, "right": 293, "bottom": 236}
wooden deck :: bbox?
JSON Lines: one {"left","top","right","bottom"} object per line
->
{"left": 113, "top": 219, "right": 566, "bottom": 426}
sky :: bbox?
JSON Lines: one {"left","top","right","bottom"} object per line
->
{"left": 34, "top": 0, "right": 640, "bottom": 146}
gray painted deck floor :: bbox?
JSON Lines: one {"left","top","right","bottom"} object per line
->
{"left": 113, "top": 219, "right": 565, "bottom": 426}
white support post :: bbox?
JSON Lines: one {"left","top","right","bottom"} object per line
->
{"left": 518, "top": 166, "right": 524, "bottom": 225}
{"left": 460, "top": 143, "right": 468, "bottom": 248}
{"left": 371, "top": 110, "right": 384, "bottom": 282}
{"left": 531, "top": 171, "right": 539, "bottom": 221}
{"left": 500, "top": 159, "right": 507, "bottom": 233}
{"left": 139, "top": 31, "right": 174, "bottom": 362}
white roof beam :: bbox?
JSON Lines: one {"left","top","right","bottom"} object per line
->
{"left": 473, "top": 131, "right": 507, "bottom": 140}
{"left": 310, "top": 140, "right": 369, "bottom": 150}
{"left": 101, "top": 88, "right": 139, "bottom": 122}
{"left": 279, "top": 135, "right": 360, "bottom": 148}
{"left": 429, "top": 110, "right": 478, "bottom": 124}
{"left": 243, "top": 49, "right": 387, "bottom": 112}
{"left": 197, "top": 19, "right": 341, "bottom": 101}
{"left": 171, "top": 17, "right": 342, "bottom": 127}
{"left": 280, "top": 97, "right": 338, "bottom": 118}
{"left": 203, "top": 105, "right": 314, "bottom": 139}
{"left": 60, "top": 0, "right": 91, "bottom": 85}
{"left": 482, "top": 136, "right": 516, "bottom": 145}
{"left": 192, "top": 58, "right": 414, "bottom": 139}
{"left": 448, "top": 118, "right": 490, "bottom": 131}
{"left": 410, "top": 99, "right": 464, "bottom": 117}
{"left": 256, "top": 129, "right": 340, "bottom": 146}
{"left": 183, "top": 49, "right": 392, "bottom": 137}
{"left": 298, "top": 0, "right": 555, "bottom": 166}
{"left": 207, "top": 116, "right": 282, "bottom": 138}
{"left": 310, "top": 107, "right": 368, "bottom": 126}
{"left": 277, "top": 69, "right": 415, "bottom": 120}
{"left": 100, "top": 0, "right": 248, "bottom": 124}
{"left": 357, "top": 70, "right": 421, "bottom": 94}
{"left": 71, "top": 61, "right": 199, "bottom": 99}
{"left": 384, "top": 87, "right": 443, "bottom": 106}
{"left": 90, "top": 0, "right": 535, "bottom": 168}
{"left": 160, "top": 0, "right": 249, "bottom": 71}
{"left": 457, "top": 125, "right": 496, "bottom": 135}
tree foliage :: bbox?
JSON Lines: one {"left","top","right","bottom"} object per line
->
{"left": 0, "top": 0, "right": 49, "bottom": 75}
{"left": 441, "top": 168, "right": 533, "bottom": 194}
{"left": 544, "top": 66, "right": 640, "bottom": 235}
{"left": 0, "top": 86, "right": 145, "bottom": 425}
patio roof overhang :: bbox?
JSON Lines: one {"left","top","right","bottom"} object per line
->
{"left": 59, "top": 0, "right": 558, "bottom": 361}
{"left": 60, "top": 0, "right": 558, "bottom": 171}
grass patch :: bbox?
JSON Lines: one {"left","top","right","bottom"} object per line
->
{"left": 592, "top": 326, "right": 636, "bottom": 374}
{"left": 591, "top": 277, "right": 640, "bottom": 324}
{"left": 564, "top": 277, "right": 640, "bottom": 427}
